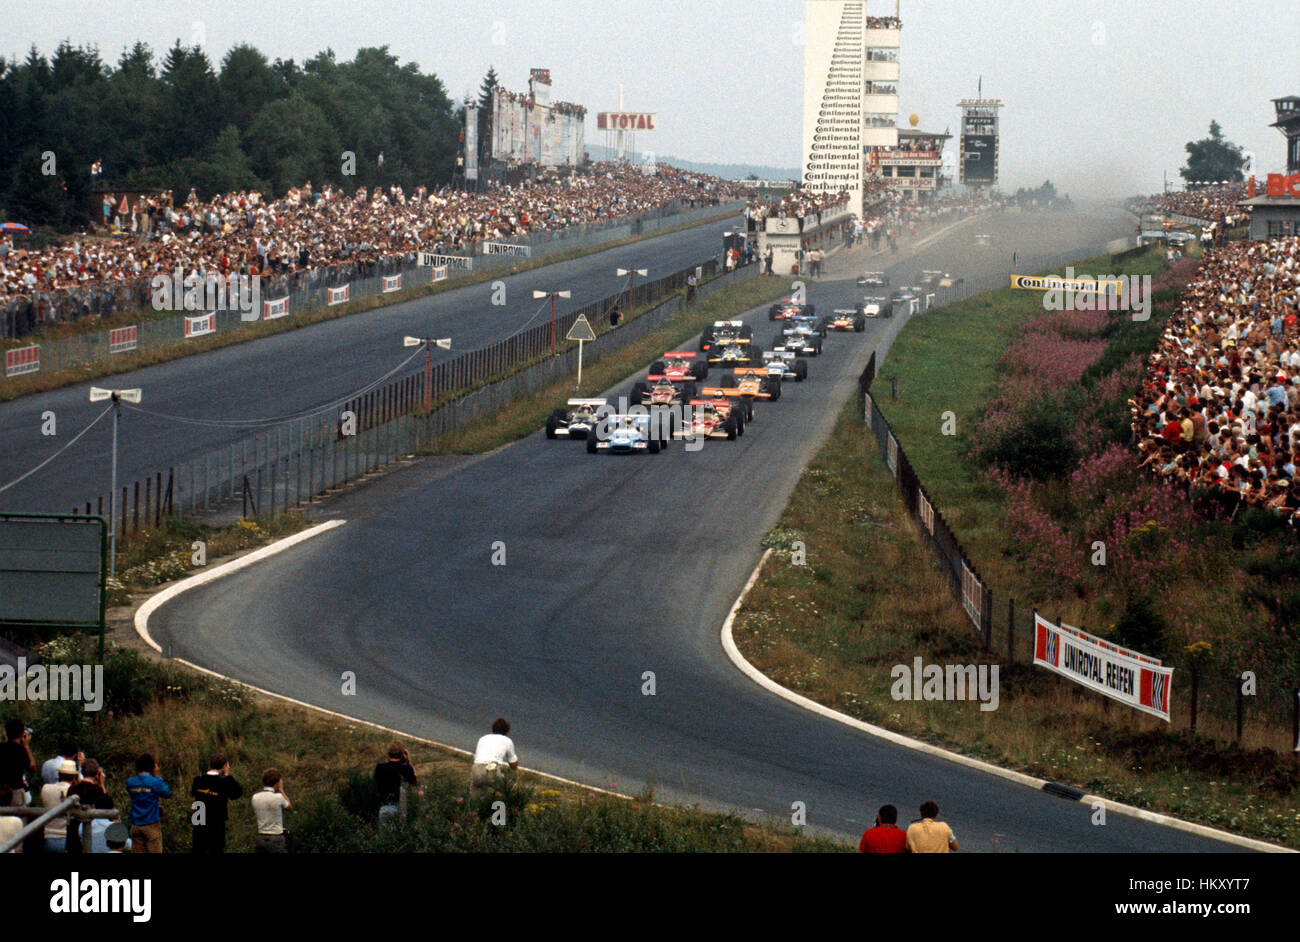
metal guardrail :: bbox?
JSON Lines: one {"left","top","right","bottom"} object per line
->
{"left": 0, "top": 795, "right": 121, "bottom": 853}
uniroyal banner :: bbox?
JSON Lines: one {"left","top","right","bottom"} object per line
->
{"left": 328, "top": 285, "right": 350, "bottom": 306}
{"left": 1033, "top": 614, "right": 1173, "bottom": 721}
{"left": 431, "top": 266, "right": 449, "bottom": 284}
{"left": 484, "top": 242, "right": 531, "bottom": 258}
{"left": 419, "top": 253, "right": 472, "bottom": 271}
{"left": 184, "top": 314, "right": 215, "bottom": 338}
{"left": 262, "top": 297, "right": 290, "bottom": 321}
{"left": 960, "top": 560, "right": 983, "bottom": 631}
{"left": 108, "top": 326, "right": 138, "bottom": 354}
{"left": 382, "top": 275, "right": 402, "bottom": 294}
{"left": 4, "top": 344, "right": 40, "bottom": 377}
{"left": 597, "top": 112, "right": 657, "bottom": 131}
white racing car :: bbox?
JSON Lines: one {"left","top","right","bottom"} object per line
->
{"left": 546, "top": 399, "right": 608, "bottom": 440}
{"left": 761, "top": 347, "right": 809, "bottom": 382}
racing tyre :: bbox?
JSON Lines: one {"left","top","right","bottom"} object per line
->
{"left": 768, "top": 306, "right": 778, "bottom": 321}
{"left": 768, "top": 381, "right": 782, "bottom": 402}
{"left": 545, "top": 414, "right": 562, "bottom": 440}
{"left": 648, "top": 437, "right": 661, "bottom": 455}
{"left": 855, "top": 318, "right": 866, "bottom": 332}
{"left": 812, "top": 341, "right": 823, "bottom": 357}
{"left": 630, "top": 382, "right": 650, "bottom": 406}
{"left": 681, "top": 381, "right": 698, "bottom": 402}
{"left": 720, "top": 373, "right": 737, "bottom": 388}
{"left": 586, "top": 431, "right": 599, "bottom": 454}
{"left": 693, "top": 361, "right": 709, "bottom": 381}
{"left": 649, "top": 361, "right": 666, "bottom": 377}
{"left": 725, "top": 418, "right": 738, "bottom": 441}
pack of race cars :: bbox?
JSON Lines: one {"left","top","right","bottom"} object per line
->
{"left": 547, "top": 302, "right": 866, "bottom": 456}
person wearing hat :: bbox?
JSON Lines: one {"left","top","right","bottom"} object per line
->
{"left": 66, "top": 758, "right": 115, "bottom": 854}
{"left": 102, "top": 821, "right": 131, "bottom": 853}
{"left": 39, "top": 759, "right": 78, "bottom": 853}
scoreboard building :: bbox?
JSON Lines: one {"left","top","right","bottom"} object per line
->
{"left": 878, "top": 128, "right": 951, "bottom": 202}
{"left": 958, "top": 97, "right": 1002, "bottom": 188}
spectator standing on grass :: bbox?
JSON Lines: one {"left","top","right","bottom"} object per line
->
{"left": 858, "top": 804, "right": 907, "bottom": 853}
{"left": 686, "top": 271, "right": 697, "bottom": 304}
{"left": 609, "top": 305, "right": 622, "bottom": 328}
{"left": 67, "top": 758, "right": 114, "bottom": 854}
{"left": 40, "top": 759, "right": 78, "bottom": 853}
{"left": 375, "top": 742, "right": 417, "bottom": 823}
{"left": 0, "top": 719, "right": 35, "bottom": 804}
{"left": 125, "top": 753, "right": 170, "bottom": 853}
{"left": 251, "top": 769, "right": 291, "bottom": 853}
{"left": 41, "top": 741, "right": 81, "bottom": 786}
{"left": 764, "top": 247, "right": 774, "bottom": 276}
{"left": 470, "top": 718, "right": 519, "bottom": 792}
{"left": 191, "top": 753, "right": 243, "bottom": 854}
{"left": 0, "top": 786, "right": 22, "bottom": 852}
{"left": 906, "top": 800, "right": 958, "bottom": 853}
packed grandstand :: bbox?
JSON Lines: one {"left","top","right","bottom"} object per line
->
{"left": 0, "top": 162, "right": 752, "bottom": 331}
{"left": 1133, "top": 234, "right": 1300, "bottom": 518}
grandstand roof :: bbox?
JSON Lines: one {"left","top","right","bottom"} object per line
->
{"left": 1241, "top": 195, "right": 1300, "bottom": 207}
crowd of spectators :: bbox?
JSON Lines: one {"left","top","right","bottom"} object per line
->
{"left": 865, "top": 15, "right": 902, "bottom": 28}
{"left": 745, "top": 188, "right": 851, "bottom": 231}
{"left": 0, "top": 162, "right": 752, "bottom": 336}
{"left": 1132, "top": 183, "right": 1251, "bottom": 228}
{"left": 1132, "top": 235, "right": 1300, "bottom": 520}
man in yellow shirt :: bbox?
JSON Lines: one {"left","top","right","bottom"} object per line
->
{"left": 906, "top": 800, "right": 958, "bottom": 853}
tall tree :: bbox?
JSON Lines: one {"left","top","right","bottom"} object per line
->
{"left": 476, "top": 65, "right": 498, "bottom": 167}
{"left": 1180, "top": 121, "right": 1247, "bottom": 184}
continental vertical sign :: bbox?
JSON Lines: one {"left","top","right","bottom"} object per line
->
{"left": 802, "top": 0, "right": 866, "bottom": 210}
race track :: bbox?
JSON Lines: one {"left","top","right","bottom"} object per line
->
{"left": 146, "top": 206, "right": 1249, "bottom": 850}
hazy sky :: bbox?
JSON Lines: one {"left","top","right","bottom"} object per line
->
{"left": 5, "top": 0, "right": 1297, "bottom": 197}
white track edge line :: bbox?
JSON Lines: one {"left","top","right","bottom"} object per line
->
{"left": 133, "top": 519, "right": 634, "bottom": 802}
{"left": 720, "top": 549, "right": 1292, "bottom": 853}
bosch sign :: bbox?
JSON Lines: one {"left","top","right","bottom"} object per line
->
{"left": 1266, "top": 173, "right": 1300, "bottom": 197}
{"left": 597, "top": 113, "right": 658, "bottom": 131}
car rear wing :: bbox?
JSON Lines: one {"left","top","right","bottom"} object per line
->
{"left": 731, "top": 368, "right": 771, "bottom": 377}
{"left": 831, "top": 309, "right": 858, "bottom": 315}
{"left": 762, "top": 350, "right": 796, "bottom": 360}
{"left": 662, "top": 352, "right": 697, "bottom": 360}
{"left": 712, "top": 320, "right": 744, "bottom": 328}
{"left": 699, "top": 387, "right": 744, "bottom": 399}
{"left": 567, "top": 399, "right": 608, "bottom": 408}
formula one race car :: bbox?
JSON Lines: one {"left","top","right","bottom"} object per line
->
{"left": 705, "top": 339, "right": 758, "bottom": 369}
{"left": 674, "top": 398, "right": 743, "bottom": 442}
{"left": 768, "top": 297, "right": 817, "bottom": 321}
{"left": 761, "top": 347, "right": 809, "bottom": 382}
{"left": 775, "top": 315, "right": 826, "bottom": 356}
{"left": 857, "top": 271, "right": 889, "bottom": 287}
{"left": 919, "top": 270, "right": 949, "bottom": 289}
{"left": 891, "top": 286, "right": 922, "bottom": 316}
{"left": 860, "top": 294, "right": 893, "bottom": 318}
{"left": 586, "top": 413, "right": 667, "bottom": 455}
{"left": 824, "top": 308, "right": 867, "bottom": 332}
{"left": 629, "top": 375, "right": 697, "bottom": 408}
{"left": 714, "top": 367, "right": 781, "bottom": 402}
{"left": 699, "top": 320, "right": 755, "bottom": 353}
{"left": 974, "top": 233, "right": 991, "bottom": 246}
{"left": 700, "top": 386, "right": 757, "bottom": 424}
{"left": 648, "top": 351, "right": 708, "bottom": 383}
{"left": 546, "top": 398, "right": 608, "bottom": 440}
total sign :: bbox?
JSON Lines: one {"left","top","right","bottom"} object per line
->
{"left": 1266, "top": 173, "right": 1300, "bottom": 197}
{"left": 597, "top": 113, "right": 657, "bottom": 131}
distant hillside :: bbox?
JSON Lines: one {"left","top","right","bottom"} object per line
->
{"left": 585, "top": 144, "right": 798, "bottom": 182}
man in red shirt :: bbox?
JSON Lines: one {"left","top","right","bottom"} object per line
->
{"left": 859, "top": 804, "right": 907, "bottom": 853}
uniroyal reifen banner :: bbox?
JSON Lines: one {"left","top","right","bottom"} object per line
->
{"left": 1033, "top": 613, "right": 1173, "bottom": 721}
{"left": 328, "top": 285, "right": 350, "bottom": 306}
{"left": 382, "top": 275, "right": 402, "bottom": 293}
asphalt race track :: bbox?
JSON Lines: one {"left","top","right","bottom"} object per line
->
{"left": 0, "top": 213, "right": 737, "bottom": 513}
{"left": 148, "top": 206, "right": 1249, "bottom": 851}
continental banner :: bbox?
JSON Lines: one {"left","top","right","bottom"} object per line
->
{"left": 1011, "top": 274, "right": 1124, "bottom": 296}
{"left": 1033, "top": 614, "right": 1173, "bottom": 721}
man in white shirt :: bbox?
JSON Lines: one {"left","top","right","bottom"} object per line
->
{"left": 470, "top": 718, "right": 519, "bottom": 792}
{"left": 251, "top": 769, "right": 291, "bottom": 853}
{"left": 41, "top": 742, "right": 81, "bottom": 786}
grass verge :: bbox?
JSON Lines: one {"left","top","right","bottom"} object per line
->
{"left": 733, "top": 398, "right": 1300, "bottom": 849}
{"left": 8, "top": 636, "right": 845, "bottom": 853}
{"left": 0, "top": 208, "right": 740, "bottom": 403}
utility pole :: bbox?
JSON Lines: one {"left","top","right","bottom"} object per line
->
{"left": 617, "top": 267, "right": 648, "bottom": 314}
{"left": 403, "top": 336, "right": 453, "bottom": 412}
{"left": 532, "top": 289, "right": 572, "bottom": 357}
{"left": 89, "top": 387, "right": 142, "bottom": 578}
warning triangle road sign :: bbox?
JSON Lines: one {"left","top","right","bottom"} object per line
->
{"left": 566, "top": 314, "right": 597, "bottom": 343}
